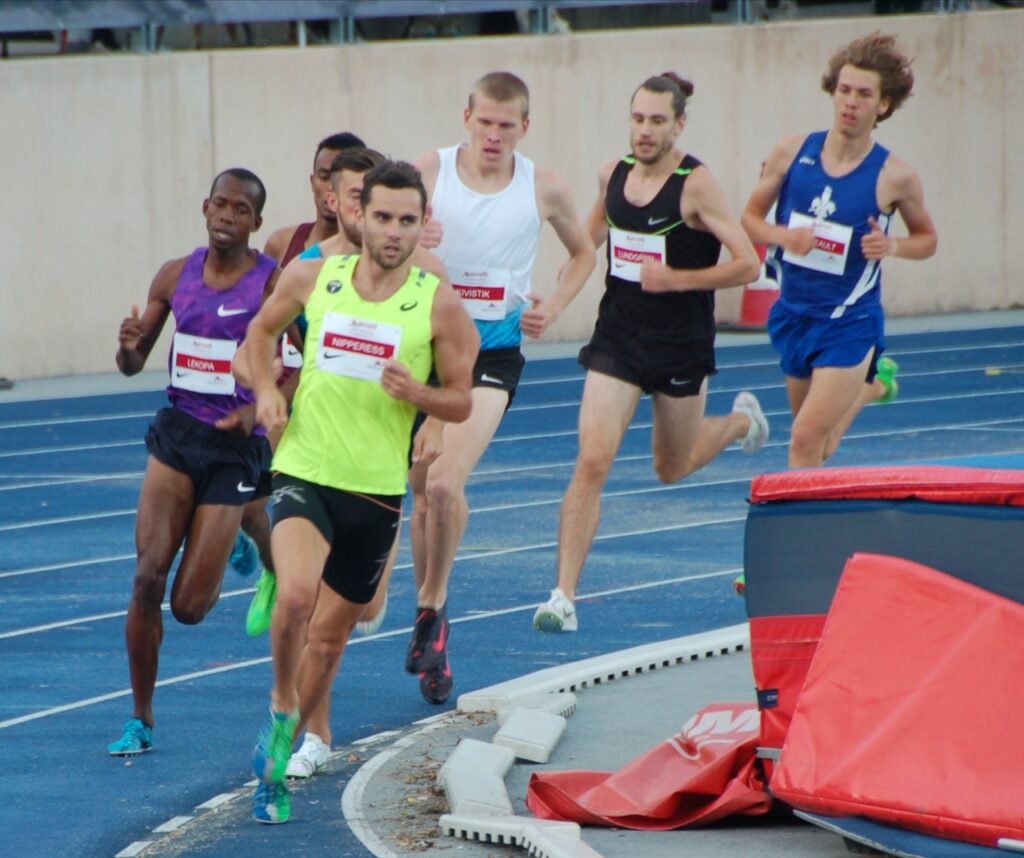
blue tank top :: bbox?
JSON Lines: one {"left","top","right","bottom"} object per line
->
{"left": 166, "top": 247, "right": 275, "bottom": 427}
{"left": 766, "top": 131, "right": 891, "bottom": 320}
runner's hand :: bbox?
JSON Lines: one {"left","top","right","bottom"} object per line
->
{"left": 419, "top": 206, "right": 443, "bottom": 249}
{"left": 781, "top": 226, "right": 815, "bottom": 256}
{"left": 640, "top": 260, "right": 681, "bottom": 293}
{"left": 861, "top": 217, "right": 894, "bottom": 260}
{"left": 411, "top": 416, "right": 444, "bottom": 466}
{"left": 255, "top": 388, "right": 288, "bottom": 433}
{"left": 520, "top": 293, "right": 553, "bottom": 339}
{"left": 380, "top": 359, "right": 414, "bottom": 401}
{"left": 118, "top": 305, "right": 144, "bottom": 352}
{"left": 215, "top": 403, "right": 256, "bottom": 438}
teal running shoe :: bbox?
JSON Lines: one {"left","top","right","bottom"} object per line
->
{"left": 252, "top": 780, "right": 291, "bottom": 824}
{"left": 252, "top": 707, "right": 299, "bottom": 784}
{"left": 228, "top": 531, "right": 261, "bottom": 578}
{"left": 246, "top": 568, "right": 277, "bottom": 637}
{"left": 876, "top": 355, "right": 900, "bottom": 405}
{"left": 108, "top": 717, "right": 152, "bottom": 756}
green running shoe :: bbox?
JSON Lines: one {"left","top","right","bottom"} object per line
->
{"left": 246, "top": 568, "right": 277, "bottom": 637}
{"left": 252, "top": 707, "right": 299, "bottom": 785}
{"left": 252, "top": 780, "right": 291, "bottom": 824}
{"left": 876, "top": 355, "right": 900, "bottom": 405}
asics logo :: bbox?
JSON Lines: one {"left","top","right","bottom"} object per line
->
{"left": 271, "top": 485, "right": 306, "bottom": 505}
{"left": 237, "top": 481, "right": 255, "bottom": 492}
{"left": 217, "top": 305, "right": 248, "bottom": 317}
{"left": 647, "top": 216, "right": 669, "bottom": 226}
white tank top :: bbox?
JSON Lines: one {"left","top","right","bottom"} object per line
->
{"left": 431, "top": 144, "right": 541, "bottom": 312}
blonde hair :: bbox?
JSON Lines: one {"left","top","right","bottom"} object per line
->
{"left": 468, "top": 71, "right": 530, "bottom": 119}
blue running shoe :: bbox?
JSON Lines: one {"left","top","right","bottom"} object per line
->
{"left": 253, "top": 780, "right": 291, "bottom": 824}
{"left": 108, "top": 718, "right": 152, "bottom": 756}
{"left": 229, "top": 531, "right": 260, "bottom": 578}
{"left": 252, "top": 707, "right": 299, "bottom": 784}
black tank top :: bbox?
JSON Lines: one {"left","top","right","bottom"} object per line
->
{"left": 604, "top": 154, "right": 720, "bottom": 341}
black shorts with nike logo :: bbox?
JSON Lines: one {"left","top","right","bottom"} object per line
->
{"left": 472, "top": 346, "right": 526, "bottom": 403}
{"left": 580, "top": 290, "right": 716, "bottom": 398}
{"left": 144, "top": 407, "right": 272, "bottom": 506}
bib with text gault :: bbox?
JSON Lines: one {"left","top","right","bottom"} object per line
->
{"left": 448, "top": 266, "right": 511, "bottom": 321}
{"left": 608, "top": 228, "right": 666, "bottom": 283}
{"left": 315, "top": 311, "right": 402, "bottom": 382}
{"left": 782, "top": 212, "right": 853, "bottom": 277}
{"left": 171, "top": 332, "right": 237, "bottom": 394}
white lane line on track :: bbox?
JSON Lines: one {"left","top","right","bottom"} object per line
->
{"left": 0, "top": 411, "right": 153, "bottom": 431}
{"left": 0, "top": 508, "right": 135, "bottom": 532}
{"left": 0, "top": 471, "right": 144, "bottom": 492}
{"left": 0, "top": 440, "right": 140, "bottom": 459}
{"left": 0, "top": 567, "right": 738, "bottom": 730}
{"left": 0, "top": 553, "right": 136, "bottom": 579}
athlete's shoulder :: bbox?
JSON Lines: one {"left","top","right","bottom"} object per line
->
{"left": 262, "top": 225, "right": 297, "bottom": 262}
{"left": 413, "top": 150, "right": 442, "bottom": 191}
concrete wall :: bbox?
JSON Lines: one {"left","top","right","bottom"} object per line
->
{"left": 2, "top": 9, "right": 1021, "bottom": 379}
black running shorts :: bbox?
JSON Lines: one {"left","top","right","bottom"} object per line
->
{"left": 269, "top": 473, "right": 402, "bottom": 604}
{"left": 144, "top": 407, "right": 272, "bottom": 505}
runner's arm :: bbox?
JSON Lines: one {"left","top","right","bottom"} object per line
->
{"left": 740, "top": 135, "right": 814, "bottom": 255}
{"left": 115, "top": 258, "right": 179, "bottom": 376}
{"left": 238, "top": 259, "right": 319, "bottom": 431}
{"left": 521, "top": 168, "right": 597, "bottom": 338}
{"left": 864, "top": 159, "right": 937, "bottom": 261}
{"left": 380, "top": 282, "right": 478, "bottom": 423}
{"left": 641, "top": 167, "right": 759, "bottom": 293}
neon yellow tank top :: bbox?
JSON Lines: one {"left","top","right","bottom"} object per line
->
{"left": 272, "top": 254, "right": 438, "bottom": 495}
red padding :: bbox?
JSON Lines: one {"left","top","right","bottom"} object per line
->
{"left": 748, "top": 614, "right": 827, "bottom": 772}
{"left": 526, "top": 702, "right": 771, "bottom": 830}
{"left": 771, "top": 552, "right": 1024, "bottom": 848}
{"left": 750, "top": 465, "right": 1024, "bottom": 506}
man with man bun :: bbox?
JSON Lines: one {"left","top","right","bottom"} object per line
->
{"left": 534, "top": 72, "right": 768, "bottom": 633}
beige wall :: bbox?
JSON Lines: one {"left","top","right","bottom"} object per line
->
{"left": 2, "top": 10, "right": 1021, "bottom": 379}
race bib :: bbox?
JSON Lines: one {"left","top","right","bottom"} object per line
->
{"left": 315, "top": 311, "right": 402, "bottom": 382}
{"left": 608, "top": 228, "right": 666, "bottom": 283}
{"left": 782, "top": 212, "right": 853, "bottom": 276}
{"left": 448, "top": 267, "right": 511, "bottom": 321}
{"left": 171, "top": 333, "right": 237, "bottom": 394}
{"left": 281, "top": 332, "right": 303, "bottom": 369}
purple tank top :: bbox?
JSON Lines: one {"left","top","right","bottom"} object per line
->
{"left": 167, "top": 247, "right": 276, "bottom": 427}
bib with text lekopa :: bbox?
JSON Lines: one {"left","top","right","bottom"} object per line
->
{"left": 171, "top": 332, "right": 237, "bottom": 394}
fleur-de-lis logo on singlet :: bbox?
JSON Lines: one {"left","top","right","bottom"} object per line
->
{"left": 810, "top": 185, "right": 836, "bottom": 221}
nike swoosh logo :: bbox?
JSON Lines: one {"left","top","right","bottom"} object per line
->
{"left": 479, "top": 373, "right": 502, "bottom": 385}
{"left": 613, "top": 261, "right": 627, "bottom": 268}
{"left": 217, "top": 305, "right": 247, "bottom": 317}
{"left": 322, "top": 353, "right": 343, "bottom": 359}
{"left": 431, "top": 621, "right": 448, "bottom": 653}
{"left": 669, "top": 377, "right": 689, "bottom": 386}
{"left": 400, "top": 301, "right": 418, "bottom": 311}
{"left": 648, "top": 216, "right": 669, "bottom": 226}
{"left": 175, "top": 371, "right": 187, "bottom": 377}
{"left": 237, "top": 482, "right": 255, "bottom": 492}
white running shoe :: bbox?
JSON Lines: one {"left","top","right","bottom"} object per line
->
{"left": 355, "top": 592, "right": 387, "bottom": 637}
{"left": 733, "top": 391, "right": 769, "bottom": 454}
{"left": 533, "top": 588, "right": 578, "bottom": 633}
{"left": 285, "top": 732, "right": 330, "bottom": 779}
